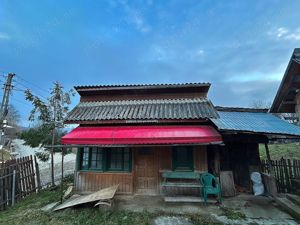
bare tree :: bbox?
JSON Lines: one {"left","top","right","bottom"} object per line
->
{"left": 250, "top": 99, "right": 272, "bottom": 109}
{"left": 6, "top": 105, "right": 21, "bottom": 128}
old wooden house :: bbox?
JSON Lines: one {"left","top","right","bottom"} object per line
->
{"left": 270, "top": 48, "right": 300, "bottom": 125}
{"left": 62, "top": 82, "right": 300, "bottom": 196}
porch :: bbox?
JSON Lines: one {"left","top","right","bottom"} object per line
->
{"left": 74, "top": 145, "right": 210, "bottom": 196}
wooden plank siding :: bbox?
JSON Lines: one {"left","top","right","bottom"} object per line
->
{"left": 194, "top": 146, "right": 208, "bottom": 172}
{"left": 74, "top": 146, "right": 208, "bottom": 195}
{"left": 75, "top": 172, "right": 133, "bottom": 194}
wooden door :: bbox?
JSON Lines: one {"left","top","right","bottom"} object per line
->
{"left": 135, "top": 148, "right": 158, "bottom": 195}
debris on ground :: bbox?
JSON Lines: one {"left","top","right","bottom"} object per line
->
{"left": 54, "top": 185, "right": 119, "bottom": 211}
{"left": 63, "top": 186, "right": 73, "bottom": 200}
{"left": 41, "top": 202, "right": 60, "bottom": 212}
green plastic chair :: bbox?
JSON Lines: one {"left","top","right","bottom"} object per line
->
{"left": 200, "top": 172, "right": 222, "bottom": 203}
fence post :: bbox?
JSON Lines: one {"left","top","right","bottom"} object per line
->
{"left": 34, "top": 156, "right": 41, "bottom": 191}
{"left": 60, "top": 147, "right": 64, "bottom": 203}
{"left": 12, "top": 170, "right": 16, "bottom": 206}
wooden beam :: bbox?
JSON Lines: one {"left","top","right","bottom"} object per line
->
{"left": 264, "top": 143, "right": 274, "bottom": 176}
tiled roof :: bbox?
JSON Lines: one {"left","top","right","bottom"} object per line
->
{"left": 211, "top": 111, "right": 300, "bottom": 136}
{"left": 65, "top": 98, "right": 219, "bottom": 122}
{"left": 74, "top": 83, "right": 210, "bottom": 91}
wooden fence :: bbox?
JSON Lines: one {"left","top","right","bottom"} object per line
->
{"left": 0, "top": 155, "right": 41, "bottom": 210}
{"left": 261, "top": 158, "right": 300, "bottom": 193}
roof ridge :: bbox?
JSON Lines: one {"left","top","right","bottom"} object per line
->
{"left": 78, "top": 98, "right": 208, "bottom": 106}
{"left": 74, "top": 82, "right": 211, "bottom": 90}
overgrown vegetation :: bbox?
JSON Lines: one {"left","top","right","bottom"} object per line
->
{"left": 259, "top": 143, "right": 300, "bottom": 160}
{"left": 221, "top": 207, "right": 246, "bottom": 220}
{"left": 0, "top": 186, "right": 224, "bottom": 225}
{"left": 18, "top": 125, "right": 66, "bottom": 148}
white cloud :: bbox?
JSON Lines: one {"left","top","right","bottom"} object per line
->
{"left": 268, "top": 27, "right": 300, "bottom": 41}
{"left": 132, "top": 14, "right": 151, "bottom": 33}
{"left": 0, "top": 32, "right": 11, "bottom": 40}
{"left": 118, "top": 1, "right": 151, "bottom": 33}
{"left": 276, "top": 27, "right": 288, "bottom": 37}
{"left": 195, "top": 49, "right": 204, "bottom": 57}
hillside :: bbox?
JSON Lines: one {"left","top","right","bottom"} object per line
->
{"left": 259, "top": 143, "right": 300, "bottom": 160}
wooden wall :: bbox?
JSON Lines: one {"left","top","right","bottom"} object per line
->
{"left": 296, "top": 92, "right": 300, "bottom": 125}
{"left": 158, "top": 145, "right": 208, "bottom": 172}
{"left": 219, "top": 142, "right": 260, "bottom": 189}
{"left": 74, "top": 172, "right": 133, "bottom": 194}
{"left": 74, "top": 145, "right": 208, "bottom": 195}
{"left": 194, "top": 145, "right": 208, "bottom": 172}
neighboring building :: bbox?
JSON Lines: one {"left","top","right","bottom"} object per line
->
{"left": 62, "top": 83, "right": 300, "bottom": 195}
{"left": 270, "top": 48, "right": 300, "bottom": 125}
{"left": 212, "top": 106, "right": 300, "bottom": 188}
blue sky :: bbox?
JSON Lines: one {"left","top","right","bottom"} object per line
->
{"left": 0, "top": 0, "right": 300, "bottom": 126}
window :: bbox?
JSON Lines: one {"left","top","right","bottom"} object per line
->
{"left": 90, "top": 147, "right": 103, "bottom": 169}
{"left": 81, "top": 147, "right": 89, "bottom": 170}
{"left": 172, "top": 146, "right": 194, "bottom": 171}
{"left": 78, "top": 147, "right": 132, "bottom": 172}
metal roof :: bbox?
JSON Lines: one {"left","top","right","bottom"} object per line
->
{"left": 74, "top": 82, "right": 210, "bottom": 91}
{"left": 65, "top": 98, "right": 219, "bottom": 122}
{"left": 211, "top": 111, "right": 300, "bottom": 136}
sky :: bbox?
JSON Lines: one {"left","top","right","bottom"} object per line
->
{"left": 0, "top": 0, "right": 300, "bottom": 126}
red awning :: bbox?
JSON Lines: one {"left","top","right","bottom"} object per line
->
{"left": 61, "top": 125, "right": 222, "bottom": 145}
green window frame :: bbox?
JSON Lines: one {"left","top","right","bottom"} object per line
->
{"left": 172, "top": 146, "right": 194, "bottom": 171}
{"left": 77, "top": 147, "right": 132, "bottom": 172}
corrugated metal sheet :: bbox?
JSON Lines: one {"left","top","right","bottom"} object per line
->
{"left": 211, "top": 111, "right": 300, "bottom": 136}
{"left": 65, "top": 98, "right": 219, "bottom": 122}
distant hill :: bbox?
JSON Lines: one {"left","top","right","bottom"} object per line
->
{"left": 259, "top": 143, "right": 300, "bottom": 160}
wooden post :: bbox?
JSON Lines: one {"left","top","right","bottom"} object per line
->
{"left": 34, "top": 156, "right": 41, "bottom": 191}
{"left": 11, "top": 170, "right": 15, "bottom": 206}
{"left": 60, "top": 147, "right": 64, "bottom": 203}
{"left": 51, "top": 132, "right": 55, "bottom": 187}
{"left": 214, "top": 147, "right": 220, "bottom": 176}
{"left": 264, "top": 143, "right": 274, "bottom": 176}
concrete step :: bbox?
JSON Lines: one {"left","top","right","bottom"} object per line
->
{"left": 274, "top": 196, "right": 300, "bottom": 220}
{"left": 287, "top": 194, "right": 300, "bottom": 206}
{"left": 164, "top": 196, "right": 215, "bottom": 203}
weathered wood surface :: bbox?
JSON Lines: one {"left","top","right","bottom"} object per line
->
{"left": 0, "top": 155, "right": 39, "bottom": 211}
{"left": 55, "top": 185, "right": 119, "bottom": 211}
{"left": 134, "top": 148, "right": 159, "bottom": 195}
{"left": 220, "top": 171, "right": 236, "bottom": 197}
{"left": 261, "top": 158, "right": 300, "bottom": 193}
{"left": 75, "top": 172, "right": 132, "bottom": 194}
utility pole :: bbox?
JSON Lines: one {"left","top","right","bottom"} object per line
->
{"left": 50, "top": 89, "right": 60, "bottom": 187}
{"left": 0, "top": 73, "right": 15, "bottom": 165}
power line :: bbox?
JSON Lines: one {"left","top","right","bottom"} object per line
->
{"left": 10, "top": 96, "right": 33, "bottom": 108}
{"left": 15, "top": 74, "right": 49, "bottom": 93}
{"left": 0, "top": 72, "right": 49, "bottom": 100}
{"left": 13, "top": 80, "right": 48, "bottom": 101}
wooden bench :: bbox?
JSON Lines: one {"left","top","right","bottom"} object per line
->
{"left": 161, "top": 171, "right": 202, "bottom": 188}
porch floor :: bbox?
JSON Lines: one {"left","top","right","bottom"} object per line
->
{"left": 113, "top": 194, "right": 298, "bottom": 224}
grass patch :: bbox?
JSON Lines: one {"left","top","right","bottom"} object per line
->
{"left": 221, "top": 207, "right": 246, "bottom": 220}
{"left": 0, "top": 149, "right": 11, "bottom": 161}
{"left": 259, "top": 143, "right": 300, "bottom": 160}
{"left": 0, "top": 186, "right": 225, "bottom": 225}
